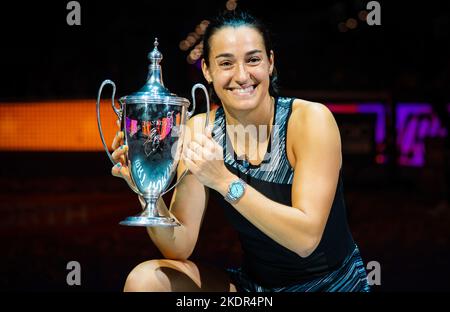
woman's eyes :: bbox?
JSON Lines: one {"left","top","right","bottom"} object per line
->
{"left": 219, "top": 61, "right": 232, "bottom": 68}
{"left": 248, "top": 57, "right": 261, "bottom": 64}
{"left": 219, "top": 57, "right": 261, "bottom": 68}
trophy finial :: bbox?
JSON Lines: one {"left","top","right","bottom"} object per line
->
{"left": 148, "top": 37, "right": 163, "bottom": 66}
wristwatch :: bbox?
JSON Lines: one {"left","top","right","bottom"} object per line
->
{"left": 224, "top": 179, "right": 247, "bottom": 204}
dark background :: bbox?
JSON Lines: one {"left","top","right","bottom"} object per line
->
{"left": 0, "top": 0, "right": 449, "bottom": 292}
{"left": 1, "top": 0, "right": 448, "bottom": 102}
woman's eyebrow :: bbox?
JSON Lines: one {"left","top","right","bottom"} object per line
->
{"left": 215, "top": 49, "right": 263, "bottom": 59}
{"left": 246, "top": 49, "right": 263, "bottom": 56}
{"left": 215, "top": 53, "right": 234, "bottom": 59}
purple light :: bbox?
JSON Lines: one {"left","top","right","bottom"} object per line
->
{"left": 397, "top": 103, "right": 448, "bottom": 167}
{"left": 358, "top": 103, "right": 386, "bottom": 148}
{"left": 195, "top": 58, "right": 202, "bottom": 71}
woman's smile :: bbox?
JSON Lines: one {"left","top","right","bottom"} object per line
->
{"left": 227, "top": 84, "right": 257, "bottom": 98}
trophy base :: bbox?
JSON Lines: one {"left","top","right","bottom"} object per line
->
{"left": 119, "top": 216, "right": 180, "bottom": 227}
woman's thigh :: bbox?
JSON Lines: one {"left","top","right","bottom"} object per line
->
{"left": 124, "top": 258, "right": 237, "bottom": 292}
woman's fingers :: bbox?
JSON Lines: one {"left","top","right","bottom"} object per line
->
{"left": 112, "top": 131, "right": 124, "bottom": 150}
{"left": 111, "top": 162, "right": 135, "bottom": 186}
{"left": 111, "top": 144, "right": 128, "bottom": 163}
{"left": 111, "top": 130, "right": 126, "bottom": 164}
{"left": 182, "top": 152, "right": 199, "bottom": 175}
{"left": 186, "top": 142, "right": 202, "bottom": 160}
{"left": 110, "top": 124, "right": 137, "bottom": 189}
{"left": 111, "top": 162, "right": 123, "bottom": 178}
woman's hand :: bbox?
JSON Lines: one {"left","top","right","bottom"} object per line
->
{"left": 182, "top": 126, "right": 234, "bottom": 190}
{"left": 110, "top": 121, "right": 136, "bottom": 189}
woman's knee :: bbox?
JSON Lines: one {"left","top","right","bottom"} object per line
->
{"left": 124, "top": 259, "right": 175, "bottom": 292}
{"left": 123, "top": 259, "right": 234, "bottom": 292}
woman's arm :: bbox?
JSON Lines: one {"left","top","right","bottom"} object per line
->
{"left": 144, "top": 173, "right": 209, "bottom": 260}
{"left": 186, "top": 101, "right": 342, "bottom": 258}
{"left": 148, "top": 112, "right": 217, "bottom": 260}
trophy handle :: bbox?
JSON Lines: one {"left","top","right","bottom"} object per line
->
{"left": 161, "top": 83, "right": 210, "bottom": 196}
{"left": 96, "top": 79, "right": 122, "bottom": 165}
{"left": 96, "top": 79, "right": 141, "bottom": 194}
{"left": 189, "top": 83, "right": 210, "bottom": 128}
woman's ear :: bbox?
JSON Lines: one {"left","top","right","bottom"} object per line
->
{"left": 269, "top": 50, "right": 275, "bottom": 76}
{"left": 201, "top": 59, "right": 212, "bottom": 83}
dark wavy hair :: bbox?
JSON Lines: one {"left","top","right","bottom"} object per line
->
{"left": 202, "top": 10, "right": 279, "bottom": 104}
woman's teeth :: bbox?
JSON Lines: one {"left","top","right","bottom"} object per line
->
{"left": 232, "top": 86, "right": 254, "bottom": 95}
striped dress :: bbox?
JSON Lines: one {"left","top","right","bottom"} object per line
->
{"left": 210, "top": 97, "right": 370, "bottom": 292}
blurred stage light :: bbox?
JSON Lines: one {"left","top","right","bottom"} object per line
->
{"left": 186, "top": 35, "right": 197, "bottom": 46}
{"left": 179, "top": 40, "right": 190, "bottom": 51}
{"left": 338, "top": 22, "right": 348, "bottom": 32}
{"left": 186, "top": 54, "right": 196, "bottom": 65}
{"left": 226, "top": 0, "right": 237, "bottom": 11}
{"left": 195, "top": 25, "right": 205, "bottom": 36}
{"left": 346, "top": 18, "right": 358, "bottom": 29}
{"left": 200, "top": 20, "right": 210, "bottom": 29}
{"left": 358, "top": 10, "right": 368, "bottom": 21}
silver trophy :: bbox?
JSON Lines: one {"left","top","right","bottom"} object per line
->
{"left": 96, "top": 38, "right": 210, "bottom": 227}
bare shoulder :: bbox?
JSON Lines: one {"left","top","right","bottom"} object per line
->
{"left": 290, "top": 99, "right": 335, "bottom": 127}
{"left": 286, "top": 99, "right": 340, "bottom": 165}
{"left": 288, "top": 99, "right": 339, "bottom": 138}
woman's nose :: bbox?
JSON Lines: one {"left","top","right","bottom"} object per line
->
{"left": 234, "top": 64, "right": 250, "bottom": 83}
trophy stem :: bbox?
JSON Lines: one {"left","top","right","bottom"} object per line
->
{"left": 141, "top": 196, "right": 160, "bottom": 218}
{"left": 119, "top": 195, "right": 180, "bottom": 227}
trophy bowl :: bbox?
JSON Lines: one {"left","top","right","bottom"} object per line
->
{"left": 96, "top": 38, "right": 209, "bottom": 227}
{"left": 119, "top": 98, "right": 187, "bottom": 227}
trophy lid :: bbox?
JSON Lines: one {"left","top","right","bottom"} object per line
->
{"left": 119, "top": 38, "right": 189, "bottom": 107}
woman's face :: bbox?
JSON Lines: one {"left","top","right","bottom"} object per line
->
{"left": 202, "top": 26, "right": 274, "bottom": 112}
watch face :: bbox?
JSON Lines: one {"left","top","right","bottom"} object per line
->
{"left": 230, "top": 181, "right": 244, "bottom": 198}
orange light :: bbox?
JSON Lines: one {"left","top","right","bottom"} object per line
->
{"left": 346, "top": 18, "right": 358, "bottom": 30}
{"left": 189, "top": 48, "right": 202, "bottom": 62}
{"left": 186, "top": 54, "right": 196, "bottom": 64}
{"left": 195, "top": 25, "right": 204, "bottom": 36}
{"left": 0, "top": 100, "right": 120, "bottom": 151}
{"left": 226, "top": 0, "right": 237, "bottom": 11}
{"left": 358, "top": 10, "right": 368, "bottom": 21}
{"left": 200, "top": 20, "right": 210, "bottom": 28}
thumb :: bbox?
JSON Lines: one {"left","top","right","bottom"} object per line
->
{"left": 205, "top": 124, "right": 213, "bottom": 139}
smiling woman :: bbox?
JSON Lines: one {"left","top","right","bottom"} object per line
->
{"left": 202, "top": 26, "right": 274, "bottom": 112}
{"left": 201, "top": 12, "right": 279, "bottom": 112}
{"left": 112, "top": 9, "right": 370, "bottom": 293}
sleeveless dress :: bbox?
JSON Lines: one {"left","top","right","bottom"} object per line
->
{"left": 209, "top": 97, "right": 370, "bottom": 292}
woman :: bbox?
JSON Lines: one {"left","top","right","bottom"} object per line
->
{"left": 111, "top": 10, "right": 370, "bottom": 292}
